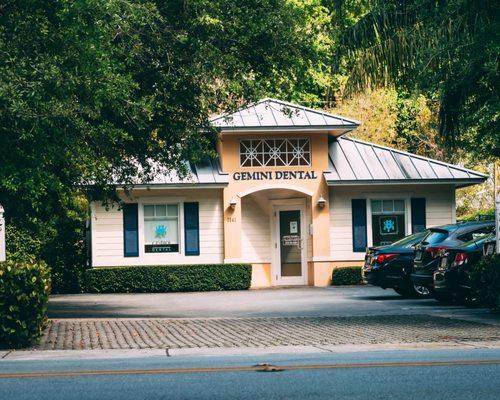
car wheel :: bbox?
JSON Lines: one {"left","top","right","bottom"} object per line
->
{"left": 394, "top": 284, "right": 429, "bottom": 298}
{"left": 412, "top": 284, "right": 430, "bottom": 297}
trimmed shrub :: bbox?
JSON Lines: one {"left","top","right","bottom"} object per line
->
{"left": 470, "top": 254, "right": 500, "bottom": 308}
{"left": 84, "top": 264, "right": 252, "bottom": 293}
{"left": 0, "top": 260, "right": 51, "bottom": 349}
{"left": 331, "top": 266, "right": 363, "bottom": 286}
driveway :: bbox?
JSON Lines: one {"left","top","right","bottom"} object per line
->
{"left": 48, "top": 286, "right": 499, "bottom": 321}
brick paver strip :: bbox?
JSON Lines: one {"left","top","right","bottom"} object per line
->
{"left": 36, "top": 315, "right": 500, "bottom": 351}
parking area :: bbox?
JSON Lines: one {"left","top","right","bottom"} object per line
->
{"left": 48, "top": 286, "right": 497, "bottom": 320}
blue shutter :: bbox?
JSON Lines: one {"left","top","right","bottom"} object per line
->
{"left": 123, "top": 203, "right": 139, "bottom": 257}
{"left": 352, "top": 199, "right": 367, "bottom": 252}
{"left": 411, "top": 198, "right": 426, "bottom": 233}
{"left": 184, "top": 202, "right": 200, "bottom": 256}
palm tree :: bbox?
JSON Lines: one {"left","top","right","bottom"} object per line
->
{"left": 333, "top": 0, "right": 499, "bottom": 158}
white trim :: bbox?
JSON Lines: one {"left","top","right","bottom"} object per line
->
{"left": 271, "top": 203, "right": 308, "bottom": 286}
{"left": 137, "top": 198, "right": 185, "bottom": 259}
{"left": 365, "top": 195, "right": 412, "bottom": 248}
{"left": 451, "top": 191, "right": 457, "bottom": 223}
{"left": 90, "top": 202, "right": 97, "bottom": 267}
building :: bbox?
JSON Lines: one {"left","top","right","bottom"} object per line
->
{"left": 89, "top": 99, "right": 487, "bottom": 287}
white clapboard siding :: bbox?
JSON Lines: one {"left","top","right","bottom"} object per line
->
{"left": 91, "top": 189, "right": 224, "bottom": 267}
{"left": 329, "top": 185, "right": 455, "bottom": 261}
{"left": 241, "top": 197, "right": 271, "bottom": 263}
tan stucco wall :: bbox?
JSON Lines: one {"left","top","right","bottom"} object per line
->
{"left": 218, "top": 132, "right": 331, "bottom": 264}
{"left": 251, "top": 263, "right": 272, "bottom": 288}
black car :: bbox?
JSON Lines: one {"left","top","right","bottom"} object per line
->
{"left": 433, "top": 233, "right": 495, "bottom": 302}
{"left": 411, "top": 221, "right": 495, "bottom": 295}
{"left": 362, "top": 230, "right": 429, "bottom": 297}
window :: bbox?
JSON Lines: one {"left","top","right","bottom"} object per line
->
{"left": 457, "top": 226, "right": 495, "bottom": 242}
{"left": 144, "top": 204, "right": 179, "bottom": 253}
{"left": 423, "top": 230, "right": 449, "bottom": 245}
{"left": 240, "top": 138, "right": 311, "bottom": 167}
{"left": 371, "top": 199, "right": 406, "bottom": 246}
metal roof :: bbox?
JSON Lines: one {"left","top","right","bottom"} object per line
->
{"left": 324, "top": 136, "right": 488, "bottom": 187}
{"left": 211, "top": 98, "right": 359, "bottom": 134}
{"left": 118, "top": 158, "right": 228, "bottom": 188}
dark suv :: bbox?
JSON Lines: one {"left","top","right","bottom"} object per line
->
{"left": 411, "top": 221, "right": 495, "bottom": 297}
{"left": 363, "top": 230, "right": 429, "bottom": 297}
{"left": 433, "top": 233, "right": 495, "bottom": 302}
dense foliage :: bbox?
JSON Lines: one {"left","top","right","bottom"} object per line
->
{"left": 470, "top": 254, "right": 500, "bottom": 309}
{"left": 0, "top": 260, "right": 51, "bottom": 349}
{"left": 333, "top": 0, "right": 499, "bottom": 160}
{"left": 331, "top": 266, "right": 363, "bottom": 286}
{"left": 0, "top": 1, "right": 497, "bottom": 291}
{"left": 85, "top": 264, "right": 252, "bottom": 293}
{"left": 0, "top": 0, "right": 317, "bottom": 288}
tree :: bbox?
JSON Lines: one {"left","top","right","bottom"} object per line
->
{"left": 333, "top": 0, "right": 499, "bottom": 159}
{"left": 0, "top": 0, "right": 317, "bottom": 290}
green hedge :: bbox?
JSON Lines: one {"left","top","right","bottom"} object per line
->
{"left": 331, "top": 266, "right": 363, "bottom": 286}
{"left": 0, "top": 260, "right": 51, "bottom": 349}
{"left": 84, "top": 264, "right": 252, "bottom": 293}
{"left": 470, "top": 254, "right": 500, "bottom": 308}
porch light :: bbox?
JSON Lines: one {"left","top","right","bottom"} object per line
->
{"left": 317, "top": 195, "right": 326, "bottom": 208}
{"left": 229, "top": 197, "right": 238, "bottom": 209}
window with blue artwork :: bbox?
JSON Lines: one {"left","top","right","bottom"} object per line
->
{"left": 371, "top": 200, "right": 406, "bottom": 246}
{"left": 144, "top": 204, "right": 179, "bottom": 253}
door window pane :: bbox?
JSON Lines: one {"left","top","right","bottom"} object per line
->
{"left": 279, "top": 210, "right": 302, "bottom": 277}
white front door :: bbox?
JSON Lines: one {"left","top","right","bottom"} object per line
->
{"left": 273, "top": 205, "right": 307, "bottom": 285}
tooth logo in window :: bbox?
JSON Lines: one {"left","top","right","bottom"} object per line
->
{"left": 155, "top": 225, "right": 167, "bottom": 238}
{"left": 383, "top": 219, "right": 395, "bottom": 233}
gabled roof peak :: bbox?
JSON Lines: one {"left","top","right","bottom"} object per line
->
{"left": 211, "top": 98, "right": 359, "bottom": 135}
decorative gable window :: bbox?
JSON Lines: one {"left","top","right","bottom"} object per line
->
{"left": 240, "top": 138, "right": 311, "bottom": 167}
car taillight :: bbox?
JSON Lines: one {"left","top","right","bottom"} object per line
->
{"left": 452, "top": 252, "right": 468, "bottom": 267}
{"left": 425, "top": 246, "right": 448, "bottom": 258}
{"left": 376, "top": 253, "right": 398, "bottom": 264}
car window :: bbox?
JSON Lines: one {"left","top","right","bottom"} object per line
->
{"left": 457, "top": 226, "right": 494, "bottom": 242}
{"left": 390, "top": 231, "right": 428, "bottom": 248}
{"left": 422, "top": 230, "right": 448, "bottom": 245}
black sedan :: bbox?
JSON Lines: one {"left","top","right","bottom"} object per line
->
{"left": 433, "top": 233, "right": 495, "bottom": 303}
{"left": 411, "top": 221, "right": 495, "bottom": 294}
{"left": 362, "top": 230, "right": 429, "bottom": 297}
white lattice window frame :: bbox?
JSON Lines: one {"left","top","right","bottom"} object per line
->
{"left": 240, "top": 138, "right": 311, "bottom": 167}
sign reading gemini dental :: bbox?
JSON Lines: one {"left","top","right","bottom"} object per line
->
{"left": 233, "top": 170, "right": 318, "bottom": 181}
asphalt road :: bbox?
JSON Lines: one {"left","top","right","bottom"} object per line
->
{"left": 47, "top": 286, "right": 500, "bottom": 322}
{"left": 1, "top": 348, "right": 500, "bottom": 400}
